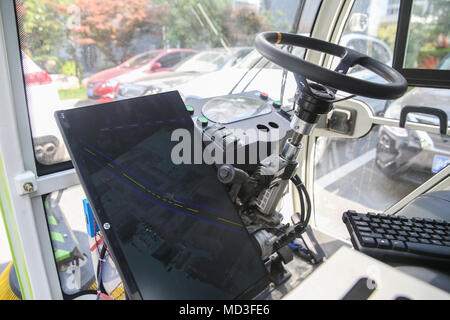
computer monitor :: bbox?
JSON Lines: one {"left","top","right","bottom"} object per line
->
{"left": 55, "top": 91, "right": 269, "bottom": 299}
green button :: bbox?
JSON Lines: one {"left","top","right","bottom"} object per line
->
{"left": 197, "top": 117, "right": 208, "bottom": 127}
{"left": 186, "top": 105, "right": 194, "bottom": 115}
{"left": 273, "top": 101, "right": 281, "bottom": 108}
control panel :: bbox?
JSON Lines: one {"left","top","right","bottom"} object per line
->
{"left": 185, "top": 91, "right": 293, "bottom": 169}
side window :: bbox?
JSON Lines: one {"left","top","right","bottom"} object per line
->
{"left": 313, "top": 0, "right": 450, "bottom": 240}
{"left": 181, "top": 51, "right": 195, "bottom": 60}
{"left": 157, "top": 52, "right": 181, "bottom": 68}
{"left": 12, "top": 0, "right": 323, "bottom": 299}
{"left": 403, "top": 0, "right": 450, "bottom": 70}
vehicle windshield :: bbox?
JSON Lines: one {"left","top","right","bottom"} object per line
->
{"left": 236, "top": 47, "right": 306, "bottom": 70}
{"left": 174, "top": 50, "right": 235, "bottom": 73}
{"left": 122, "top": 51, "right": 161, "bottom": 68}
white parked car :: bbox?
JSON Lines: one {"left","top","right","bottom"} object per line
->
{"left": 178, "top": 33, "right": 393, "bottom": 113}
{"left": 22, "top": 52, "right": 67, "bottom": 165}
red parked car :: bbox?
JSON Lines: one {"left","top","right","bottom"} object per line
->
{"left": 86, "top": 49, "right": 197, "bottom": 102}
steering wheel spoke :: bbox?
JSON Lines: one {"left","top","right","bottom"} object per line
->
{"left": 334, "top": 49, "right": 365, "bottom": 74}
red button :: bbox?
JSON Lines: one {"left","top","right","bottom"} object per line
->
{"left": 260, "top": 92, "right": 269, "bottom": 100}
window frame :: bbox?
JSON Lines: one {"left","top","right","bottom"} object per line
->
{"left": 393, "top": 0, "right": 450, "bottom": 89}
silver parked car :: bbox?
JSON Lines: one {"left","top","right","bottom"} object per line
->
{"left": 376, "top": 54, "right": 450, "bottom": 184}
{"left": 115, "top": 47, "right": 252, "bottom": 100}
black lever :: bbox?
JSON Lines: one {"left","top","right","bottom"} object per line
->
{"left": 399, "top": 106, "right": 448, "bottom": 135}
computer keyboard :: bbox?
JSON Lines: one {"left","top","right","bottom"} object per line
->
{"left": 342, "top": 211, "right": 450, "bottom": 267}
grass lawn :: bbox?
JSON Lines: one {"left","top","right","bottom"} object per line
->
{"left": 58, "top": 86, "right": 87, "bottom": 100}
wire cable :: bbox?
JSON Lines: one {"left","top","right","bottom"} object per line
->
{"left": 291, "top": 175, "right": 311, "bottom": 234}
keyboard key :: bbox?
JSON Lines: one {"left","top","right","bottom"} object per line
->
{"left": 360, "top": 232, "right": 382, "bottom": 239}
{"left": 431, "top": 240, "right": 442, "bottom": 246}
{"left": 376, "top": 239, "right": 391, "bottom": 249}
{"left": 413, "top": 227, "right": 423, "bottom": 233}
{"left": 392, "top": 225, "right": 401, "bottom": 230}
{"left": 420, "top": 233, "right": 431, "bottom": 239}
{"left": 392, "top": 241, "right": 406, "bottom": 251}
{"left": 375, "top": 228, "right": 385, "bottom": 234}
{"left": 423, "top": 228, "right": 434, "bottom": 234}
{"left": 432, "top": 234, "right": 443, "bottom": 240}
{"left": 355, "top": 221, "right": 369, "bottom": 227}
{"left": 402, "top": 226, "right": 412, "bottom": 232}
{"left": 408, "top": 237, "right": 418, "bottom": 243}
{"left": 386, "top": 235, "right": 395, "bottom": 240}
{"left": 397, "top": 231, "right": 408, "bottom": 237}
{"left": 370, "top": 223, "right": 380, "bottom": 228}
{"left": 443, "top": 241, "right": 450, "bottom": 247}
{"left": 424, "top": 224, "right": 434, "bottom": 229}
{"left": 412, "top": 218, "right": 424, "bottom": 223}
{"left": 409, "top": 232, "right": 420, "bottom": 238}
{"left": 396, "top": 236, "right": 406, "bottom": 241}
{"left": 419, "top": 239, "right": 431, "bottom": 244}
{"left": 361, "top": 237, "right": 376, "bottom": 247}
{"left": 435, "top": 230, "right": 446, "bottom": 235}
{"left": 381, "top": 224, "right": 390, "bottom": 229}
{"left": 387, "top": 230, "right": 397, "bottom": 235}
{"left": 357, "top": 227, "right": 372, "bottom": 233}
{"left": 406, "top": 242, "right": 450, "bottom": 259}
{"left": 393, "top": 220, "right": 403, "bottom": 226}
{"left": 371, "top": 218, "right": 381, "bottom": 223}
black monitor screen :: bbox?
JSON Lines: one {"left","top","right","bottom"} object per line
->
{"left": 55, "top": 91, "right": 268, "bottom": 299}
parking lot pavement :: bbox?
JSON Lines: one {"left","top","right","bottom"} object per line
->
{"left": 313, "top": 128, "right": 418, "bottom": 238}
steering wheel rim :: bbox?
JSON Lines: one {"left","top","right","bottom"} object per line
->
{"left": 255, "top": 32, "right": 408, "bottom": 100}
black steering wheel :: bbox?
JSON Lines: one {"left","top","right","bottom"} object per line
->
{"left": 255, "top": 32, "right": 408, "bottom": 100}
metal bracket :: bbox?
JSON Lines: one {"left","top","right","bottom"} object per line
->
{"left": 14, "top": 170, "right": 38, "bottom": 195}
{"left": 327, "top": 107, "right": 357, "bottom": 135}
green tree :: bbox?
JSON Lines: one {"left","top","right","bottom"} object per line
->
{"left": 73, "top": 0, "right": 168, "bottom": 65}
{"left": 154, "top": 0, "right": 230, "bottom": 49}
{"left": 19, "top": 0, "right": 70, "bottom": 57}
{"left": 220, "top": 6, "right": 270, "bottom": 46}
{"left": 405, "top": 0, "right": 450, "bottom": 68}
